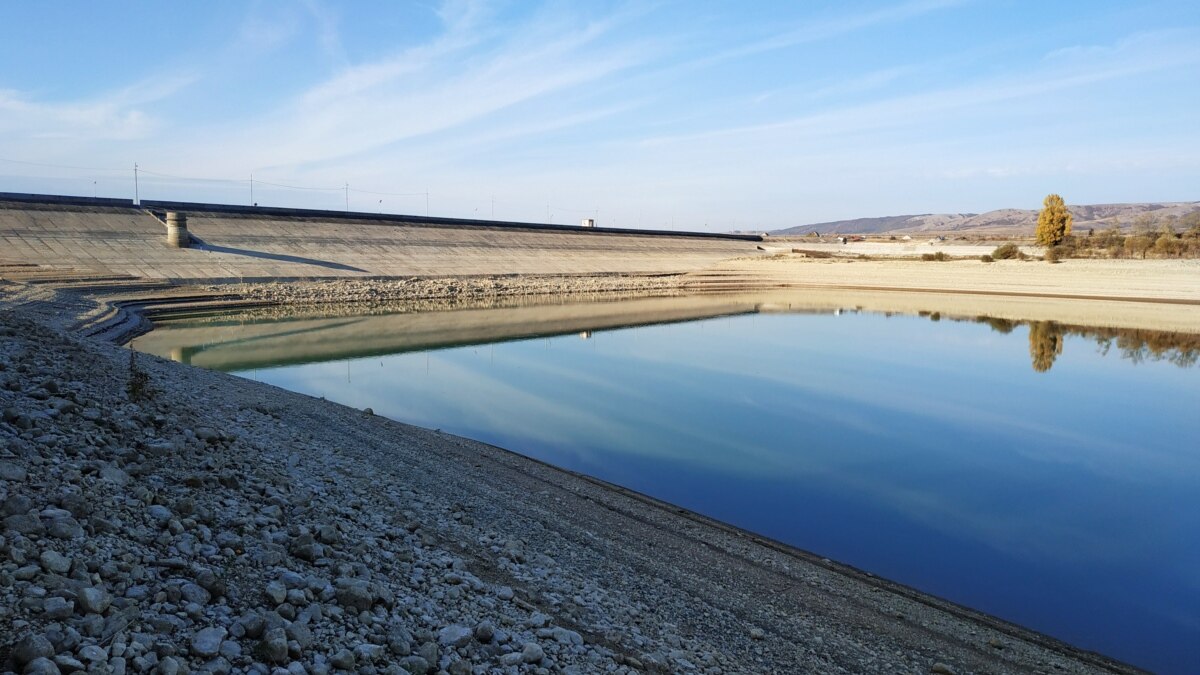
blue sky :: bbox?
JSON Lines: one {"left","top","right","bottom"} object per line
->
{"left": 2, "top": 0, "right": 1198, "bottom": 229}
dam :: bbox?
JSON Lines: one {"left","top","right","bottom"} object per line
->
{"left": 0, "top": 193, "right": 760, "bottom": 283}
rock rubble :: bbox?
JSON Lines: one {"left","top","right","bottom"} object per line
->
{"left": 0, "top": 307, "right": 725, "bottom": 674}
{"left": 215, "top": 276, "right": 685, "bottom": 310}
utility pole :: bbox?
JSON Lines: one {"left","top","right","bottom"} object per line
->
{"left": 250, "top": 174, "right": 254, "bottom": 206}
{"left": 344, "top": 182, "right": 349, "bottom": 212}
{"left": 425, "top": 190, "right": 429, "bottom": 217}
{"left": 491, "top": 195, "right": 494, "bottom": 219}
{"left": 133, "top": 162, "right": 139, "bottom": 205}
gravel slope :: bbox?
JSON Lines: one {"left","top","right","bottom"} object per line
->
{"left": 0, "top": 286, "right": 1144, "bottom": 675}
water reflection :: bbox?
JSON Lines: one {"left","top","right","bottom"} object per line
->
{"left": 137, "top": 294, "right": 1200, "bottom": 375}
{"left": 968, "top": 316, "right": 1200, "bottom": 372}
{"left": 1029, "top": 321, "right": 1065, "bottom": 373}
{"left": 134, "top": 294, "right": 765, "bottom": 371}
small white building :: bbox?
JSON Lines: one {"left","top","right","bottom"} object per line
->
{"left": 581, "top": 218, "right": 595, "bottom": 228}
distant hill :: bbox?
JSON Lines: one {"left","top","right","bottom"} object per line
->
{"left": 770, "top": 201, "right": 1200, "bottom": 236}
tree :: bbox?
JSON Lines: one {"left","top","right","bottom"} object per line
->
{"left": 1036, "top": 194, "right": 1073, "bottom": 246}
{"left": 1154, "top": 224, "right": 1180, "bottom": 257}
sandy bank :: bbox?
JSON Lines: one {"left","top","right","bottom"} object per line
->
{"left": 688, "top": 256, "right": 1200, "bottom": 302}
{"left": 684, "top": 257, "right": 1200, "bottom": 330}
{"left": 0, "top": 285, "right": 1146, "bottom": 674}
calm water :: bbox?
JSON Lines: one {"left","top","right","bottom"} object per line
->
{"left": 139, "top": 297, "right": 1200, "bottom": 673}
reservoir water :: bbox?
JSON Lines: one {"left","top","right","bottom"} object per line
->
{"left": 135, "top": 293, "right": 1200, "bottom": 673}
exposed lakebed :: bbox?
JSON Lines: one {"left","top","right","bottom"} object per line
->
{"left": 136, "top": 293, "right": 1200, "bottom": 673}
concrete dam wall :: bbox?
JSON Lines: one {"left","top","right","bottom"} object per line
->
{"left": 0, "top": 194, "right": 761, "bottom": 283}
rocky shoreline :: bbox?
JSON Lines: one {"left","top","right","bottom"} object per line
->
{"left": 1, "top": 284, "right": 1141, "bottom": 675}
{"left": 217, "top": 276, "right": 687, "bottom": 306}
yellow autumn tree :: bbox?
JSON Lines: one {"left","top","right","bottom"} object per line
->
{"left": 1036, "top": 194, "right": 1073, "bottom": 246}
{"left": 1028, "top": 321, "right": 1064, "bottom": 373}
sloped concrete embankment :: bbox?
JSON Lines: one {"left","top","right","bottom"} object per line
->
{"left": 0, "top": 197, "right": 760, "bottom": 283}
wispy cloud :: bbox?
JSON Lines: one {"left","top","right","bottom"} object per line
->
{"left": 697, "top": 0, "right": 971, "bottom": 67}
{"left": 300, "top": 0, "right": 348, "bottom": 64}
{"left": 641, "top": 28, "right": 1200, "bottom": 148}
{"left": 168, "top": 4, "right": 656, "bottom": 174}
{"left": 0, "top": 73, "right": 195, "bottom": 142}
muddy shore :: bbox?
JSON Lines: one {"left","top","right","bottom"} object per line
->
{"left": 0, "top": 275, "right": 1153, "bottom": 675}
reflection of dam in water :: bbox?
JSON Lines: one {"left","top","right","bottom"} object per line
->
{"left": 135, "top": 295, "right": 769, "bottom": 371}
{"left": 135, "top": 290, "right": 1200, "bottom": 374}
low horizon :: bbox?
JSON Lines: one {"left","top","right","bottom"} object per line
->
{"left": 3, "top": 188, "right": 1195, "bottom": 237}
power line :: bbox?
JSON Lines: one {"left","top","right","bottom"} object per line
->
{"left": 3, "top": 156, "right": 610, "bottom": 224}
{"left": 348, "top": 186, "right": 426, "bottom": 197}
{"left": 136, "top": 167, "right": 245, "bottom": 184}
{"left": 250, "top": 178, "right": 342, "bottom": 192}
{"left": 103, "top": 164, "right": 346, "bottom": 192}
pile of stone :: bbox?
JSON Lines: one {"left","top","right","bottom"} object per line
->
{"left": 219, "top": 276, "right": 684, "bottom": 308}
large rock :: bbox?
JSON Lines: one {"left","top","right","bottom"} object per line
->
{"left": 285, "top": 621, "right": 313, "bottom": 650}
{"left": 180, "top": 583, "right": 211, "bottom": 606}
{"left": 76, "top": 587, "right": 111, "bottom": 615}
{"left": 334, "top": 579, "right": 373, "bottom": 611}
{"left": 195, "top": 569, "right": 225, "bottom": 597}
{"left": 157, "top": 656, "right": 181, "bottom": 675}
{"left": 264, "top": 581, "right": 287, "bottom": 605}
{"left": 397, "top": 656, "right": 430, "bottom": 675}
{"left": 77, "top": 646, "right": 106, "bottom": 663}
{"left": 437, "top": 625, "right": 473, "bottom": 648}
{"left": 42, "top": 597, "right": 74, "bottom": 620}
{"left": 23, "top": 657, "right": 61, "bottom": 675}
{"left": 473, "top": 622, "right": 495, "bottom": 644}
{"left": 4, "top": 513, "right": 44, "bottom": 535}
{"left": 190, "top": 627, "right": 226, "bottom": 658}
{"left": 39, "top": 550, "right": 72, "bottom": 574}
{"left": 259, "top": 628, "right": 288, "bottom": 663}
{"left": 551, "top": 627, "right": 583, "bottom": 645}
{"left": 2, "top": 494, "right": 33, "bottom": 515}
{"left": 51, "top": 655, "right": 84, "bottom": 673}
{"left": 146, "top": 505, "right": 172, "bottom": 525}
{"left": 289, "top": 533, "right": 322, "bottom": 562}
{"left": 316, "top": 524, "right": 341, "bottom": 545}
{"left": 521, "top": 642, "right": 545, "bottom": 664}
{"left": 330, "top": 649, "right": 355, "bottom": 670}
{"left": 13, "top": 634, "right": 55, "bottom": 666}
{"left": 0, "top": 460, "right": 27, "bottom": 481}
{"left": 46, "top": 517, "right": 84, "bottom": 540}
